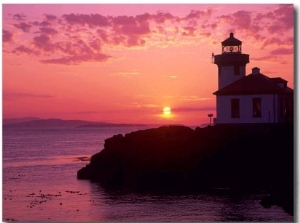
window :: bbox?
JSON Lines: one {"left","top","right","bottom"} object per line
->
{"left": 253, "top": 98, "right": 262, "bottom": 117}
{"left": 231, "top": 98, "right": 240, "bottom": 118}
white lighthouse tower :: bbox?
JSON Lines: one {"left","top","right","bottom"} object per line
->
{"left": 213, "top": 32, "right": 249, "bottom": 89}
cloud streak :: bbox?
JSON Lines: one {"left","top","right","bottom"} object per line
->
{"left": 173, "top": 106, "right": 215, "bottom": 112}
{"left": 3, "top": 92, "right": 55, "bottom": 100}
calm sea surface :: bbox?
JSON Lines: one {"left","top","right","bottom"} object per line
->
{"left": 2, "top": 127, "right": 293, "bottom": 222}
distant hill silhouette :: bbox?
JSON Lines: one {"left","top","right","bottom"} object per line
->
{"left": 3, "top": 118, "right": 147, "bottom": 129}
{"left": 3, "top": 117, "right": 42, "bottom": 125}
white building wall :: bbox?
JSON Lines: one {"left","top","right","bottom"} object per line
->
{"left": 219, "top": 66, "right": 245, "bottom": 89}
{"left": 215, "top": 94, "right": 278, "bottom": 124}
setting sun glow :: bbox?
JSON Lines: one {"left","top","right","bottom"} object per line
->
{"left": 163, "top": 107, "right": 171, "bottom": 115}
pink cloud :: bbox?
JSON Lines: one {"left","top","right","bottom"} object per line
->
{"left": 111, "top": 35, "right": 127, "bottom": 46}
{"left": 136, "top": 13, "right": 152, "bottom": 23}
{"left": 13, "top": 22, "right": 32, "bottom": 32}
{"left": 273, "top": 4, "right": 294, "bottom": 29}
{"left": 63, "top": 13, "right": 110, "bottom": 27}
{"left": 271, "top": 48, "right": 293, "bottom": 55}
{"left": 109, "top": 15, "right": 151, "bottom": 47}
{"left": 251, "top": 55, "right": 274, "bottom": 61}
{"left": 200, "top": 32, "right": 211, "bottom": 37}
{"left": 13, "top": 45, "right": 40, "bottom": 55}
{"left": 152, "top": 11, "right": 175, "bottom": 23}
{"left": 33, "top": 34, "right": 56, "bottom": 52}
{"left": 215, "top": 5, "right": 293, "bottom": 48}
{"left": 251, "top": 46, "right": 293, "bottom": 61}
{"left": 182, "top": 9, "right": 212, "bottom": 21}
{"left": 39, "top": 27, "right": 58, "bottom": 36}
{"left": 113, "top": 20, "right": 150, "bottom": 36}
{"left": 89, "top": 38, "right": 101, "bottom": 50}
{"left": 40, "top": 52, "right": 110, "bottom": 65}
{"left": 182, "top": 26, "right": 197, "bottom": 37}
{"left": 219, "top": 10, "right": 252, "bottom": 31}
{"left": 112, "top": 15, "right": 136, "bottom": 25}
{"left": 3, "top": 6, "right": 294, "bottom": 66}
{"left": 210, "top": 23, "right": 217, "bottom": 29}
{"left": 13, "top": 13, "right": 26, "bottom": 21}
{"left": 44, "top": 14, "right": 57, "bottom": 21}
{"left": 39, "top": 21, "right": 52, "bottom": 28}
{"left": 261, "top": 37, "right": 292, "bottom": 49}
{"left": 253, "top": 5, "right": 293, "bottom": 35}
{"left": 97, "top": 29, "right": 109, "bottom": 42}
{"left": 3, "top": 29, "right": 13, "bottom": 42}
{"left": 126, "top": 35, "right": 146, "bottom": 47}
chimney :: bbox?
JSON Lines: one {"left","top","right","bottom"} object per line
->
{"left": 252, "top": 67, "right": 260, "bottom": 75}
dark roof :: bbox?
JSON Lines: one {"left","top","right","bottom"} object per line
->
{"left": 270, "top": 77, "right": 287, "bottom": 84}
{"left": 222, "top": 33, "right": 242, "bottom": 46}
{"left": 214, "top": 72, "right": 293, "bottom": 95}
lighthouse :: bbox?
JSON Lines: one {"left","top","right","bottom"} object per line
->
{"left": 213, "top": 32, "right": 249, "bottom": 89}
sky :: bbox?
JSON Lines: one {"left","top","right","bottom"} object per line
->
{"left": 2, "top": 3, "right": 294, "bottom": 126}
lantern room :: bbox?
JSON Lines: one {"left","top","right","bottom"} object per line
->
{"left": 221, "top": 32, "right": 242, "bottom": 54}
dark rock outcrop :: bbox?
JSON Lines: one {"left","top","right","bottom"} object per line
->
{"left": 77, "top": 124, "right": 294, "bottom": 215}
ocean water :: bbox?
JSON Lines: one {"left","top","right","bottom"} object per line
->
{"left": 2, "top": 127, "right": 293, "bottom": 222}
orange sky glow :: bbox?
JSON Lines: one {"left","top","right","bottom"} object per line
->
{"left": 2, "top": 4, "right": 294, "bottom": 126}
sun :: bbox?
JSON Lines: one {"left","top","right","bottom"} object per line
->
{"left": 163, "top": 106, "right": 171, "bottom": 115}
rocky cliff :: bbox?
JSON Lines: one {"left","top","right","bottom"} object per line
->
{"left": 77, "top": 124, "right": 294, "bottom": 215}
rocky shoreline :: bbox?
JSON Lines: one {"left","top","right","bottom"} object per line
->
{"left": 77, "top": 124, "right": 294, "bottom": 216}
